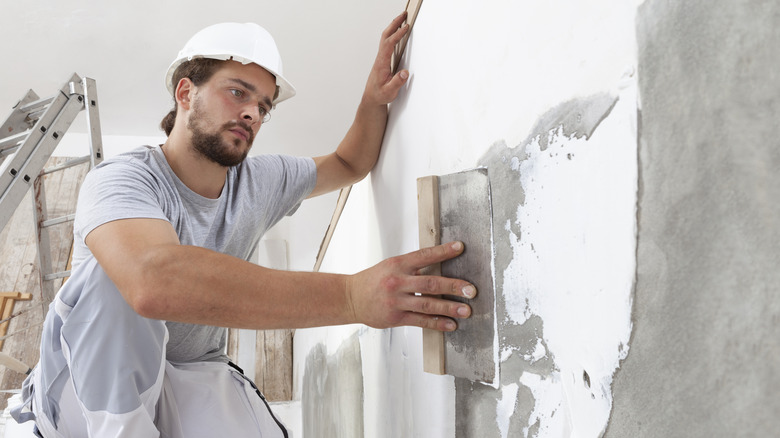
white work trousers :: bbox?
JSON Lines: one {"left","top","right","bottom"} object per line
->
{"left": 13, "top": 257, "right": 289, "bottom": 438}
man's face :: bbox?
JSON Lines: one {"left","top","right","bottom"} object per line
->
{"left": 185, "top": 61, "right": 277, "bottom": 167}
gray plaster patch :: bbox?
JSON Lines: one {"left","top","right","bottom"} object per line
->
{"left": 455, "top": 378, "right": 501, "bottom": 438}
{"left": 302, "top": 334, "right": 364, "bottom": 438}
{"left": 449, "top": 92, "right": 621, "bottom": 437}
{"left": 606, "top": 0, "right": 780, "bottom": 436}
{"left": 519, "top": 92, "right": 619, "bottom": 151}
{"left": 513, "top": 383, "right": 536, "bottom": 436}
{"left": 500, "top": 316, "right": 554, "bottom": 376}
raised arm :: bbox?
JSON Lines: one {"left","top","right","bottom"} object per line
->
{"left": 86, "top": 217, "right": 475, "bottom": 331}
{"left": 309, "top": 12, "right": 411, "bottom": 197}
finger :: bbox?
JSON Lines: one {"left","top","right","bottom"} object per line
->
{"left": 403, "top": 241, "right": 465, "bottom": 271}
{"left": 387, "top": 20, "right": 410, "bottom": 45}
{"left": 382, "top": 11, "right": 408, "bottom": 39}
{"left": 396, "top": 312, "right": 458, "bottom": 332}
{"left": 378, "top": 70, "right": 409, "bottom": 101}
{"left": 399, "top": 294, "right": 472, "bottom": 319}
{"left": 376, "top": 22, "right": 410, "bottom": 64}
{"left": 409, "top": 274, "right": 477, "bottom": 300}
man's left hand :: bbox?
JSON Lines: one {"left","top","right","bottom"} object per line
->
{"left": 363, "top": 11, "right": 411, "bottom": 107}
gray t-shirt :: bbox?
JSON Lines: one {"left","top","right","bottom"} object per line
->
{"left": 72, "top": 145, "right": 317, "bottom": 363}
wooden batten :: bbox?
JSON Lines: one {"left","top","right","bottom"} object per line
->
{"left": 227, "top": 328, "right": 293, "bottom": 401}
{"left": 0, "top": 292, "right": 33, "bottom": 351}
{"left": 417, "top": 175, "right": 445, "bottom": 375}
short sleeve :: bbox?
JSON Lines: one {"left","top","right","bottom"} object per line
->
{"left": 74, "top": 158, "right": 171, "bottom": 249}
{"left": 273, "top": 155, "right": 317, "bottom": 217}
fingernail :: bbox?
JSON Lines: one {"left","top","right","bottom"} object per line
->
{"left": 451, "top": 241, "right": 463, "bottom": 251}
{"left": 445, "top": 321, "right": 457, "bottom": 331}
{"left": 462, "top": 285, "right": 476, "bottom": 298}
{"left": 457, "top": 306, "right": 470, "bottom": 317}
{"left": 400, "top": 70, "right": 409, "bottom": 79}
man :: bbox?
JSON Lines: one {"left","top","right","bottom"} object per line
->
{"left": 12, "top": 13, "right": 476, "bottom": 437}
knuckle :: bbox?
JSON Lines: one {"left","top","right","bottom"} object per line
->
{"left": 380, "top": 274, "right": 402, "bottom": 292}
{"left": 425, "top": 277, "right": 438, "bottom": 294}
{"left": 418, "top": 246, "right": 436, "bottom": 260}
{"left": 386, "top": 255, "right": 403, "bottom": 270}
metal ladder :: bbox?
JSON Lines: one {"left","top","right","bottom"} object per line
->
{"left": 0, "top": 73, "right": 103, "bottom": 305}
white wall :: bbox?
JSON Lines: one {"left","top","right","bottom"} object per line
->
{"left": 294, "top": 1, "right": 641, "bottom": 436}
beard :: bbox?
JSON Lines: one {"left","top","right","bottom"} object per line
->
{"left": 187, "top": 98, "right": 255, "bottom": 167}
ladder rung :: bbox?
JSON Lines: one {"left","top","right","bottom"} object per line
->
{"left": 41, "top": 155, "right": 91, "bottom": 175}
{"left": 0, "top": 144, "right": 20, "bottom": 159}
{"left": 0, "top": 131, "right": 30, "bottom": 152}
{"left": 18, "top": 96, "right": 55, "bottom": 114}
{"left": 41, "top": 214, "right": 75, "bottom": 228}
{"left": 26, "top": 109, "right": 47, "bottom": 123}
{"left": 43, "top": 270, "right": 71, "bottom": 281}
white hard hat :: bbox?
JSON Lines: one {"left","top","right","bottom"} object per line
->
{"left": 165, "top": 22, "right": 296, "bottom": 105}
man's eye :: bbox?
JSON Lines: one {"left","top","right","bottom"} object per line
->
{"left": 258, "top": 106, "right": 268, "bottom": 116}
{"left": 230, "top": 89, "right": 244, "bottom": 98}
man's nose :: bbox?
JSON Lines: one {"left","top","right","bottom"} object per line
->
{"left": 241, "top": 104, "right": 261, "bottom": 125}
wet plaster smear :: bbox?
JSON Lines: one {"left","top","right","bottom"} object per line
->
{"left": 461, "top": 80, "right": 638, "bottom": 437}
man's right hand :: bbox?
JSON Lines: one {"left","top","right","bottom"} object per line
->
{"left": 346, "top": 241, "right": 477, "bottom": 332}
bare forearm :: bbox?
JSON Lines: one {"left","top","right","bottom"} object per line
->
{"left": 336, "top": 99, "right": 389, "bottom": 179}
{"left": 130, "top": 244, "right": 355, "bottom": 329}
{"left": 88, "top": 217, "right": 474, "bottom": 334}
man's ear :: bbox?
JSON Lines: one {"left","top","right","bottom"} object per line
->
{"left": 175, "top": 78, "right": 194, "bottom": 110}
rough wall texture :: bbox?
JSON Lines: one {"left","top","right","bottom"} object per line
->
{"left": 460, "top": 85, "right": 637, "bottom": 437}
{"left": 607, "top": 1, "right": 780, "bottom": 436}
{"left": 302, "top": 333, "right": 364, "bottom": 438}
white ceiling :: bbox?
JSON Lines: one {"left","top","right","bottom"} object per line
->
{"left": 1, "top": 0, "right": 403, "bottom": 158}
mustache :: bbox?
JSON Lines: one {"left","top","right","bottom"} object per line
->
{"left": 223, "top": 120, "right": 254, "bottom": 143}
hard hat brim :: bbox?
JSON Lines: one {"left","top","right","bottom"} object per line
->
{"left": 164, "top": 54, "right": 296, "bottom": 106}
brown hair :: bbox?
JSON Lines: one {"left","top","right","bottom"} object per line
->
{"left": 160, "top": 58, "right": 224, "bottom": 136}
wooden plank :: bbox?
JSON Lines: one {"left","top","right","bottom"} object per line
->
{"left": 226, "top": 327, "right": 293, "bottom": 401}
{"left": 0, "top": 298, "right": 12, "bottom": 351}
{"left": 417, "top": 175, "right": 445, "bottom": 375}
{"left": 0, "top": 293, "right": 31, "bottom": 351}
{"left": 392, "top": 0, "right": 425, "bottom": 73}
{"left": 255, "top": 329, "right": 293, "bottom": 401}
{"left": 313, "top": 185, "right": 351, "bottom": 272}
{"left": 0, "top": 293, "right": 23, "bottom": 299}
{"left": 227, "top": 328, "right": 240, "bottom": 366}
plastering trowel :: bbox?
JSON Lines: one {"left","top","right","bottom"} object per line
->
{"left": 417, "top": 168, "right": 496, "bottom": 384}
